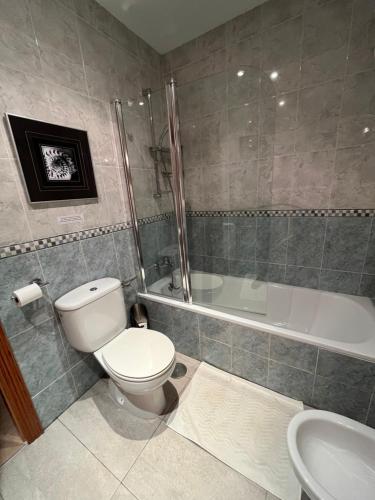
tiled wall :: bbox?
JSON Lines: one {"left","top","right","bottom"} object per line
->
{"left": 0, "top": 0, "right": 161, "bottom": 247}
{"left": 1, "top": 228, "right": 138, "bottom": 428}
{"left": 187, "top": 214, "right": 375, "bottom": 298}
{"left": 142, "top": 297, "right": 375, "bottom": 427}
{"left": 163, "top": 0, "right": 375, "bottom": 211}
{"left": 139, "top": 215, "right": 178, "bottom": 285}
{"left": 0, "top": 0, "right": 159, "bottom": 428}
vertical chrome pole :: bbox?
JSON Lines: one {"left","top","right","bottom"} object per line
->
{"left": 165, "top": 79, "right": 192, "bottom": 303}
{"left": 113, "top": 99, "right": 147, "bottom": 292}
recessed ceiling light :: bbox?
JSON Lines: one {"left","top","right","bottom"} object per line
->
{"left": 139, "top": 101, "right": 144, "bottom": 106}
{"left": 278, "top": 99, "right": 286, "bottom": 107}
{"left": 270, "top": 71, "right": 279, "bottom": 81}
{"left": 237, "top": 70, "right": 245, "bottom": 77}
{"left": 363, "top": 126, "right": 371, "bottom": 134}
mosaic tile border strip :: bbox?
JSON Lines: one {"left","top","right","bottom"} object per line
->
{"left": 137, "top": 213, "right": 172, "bottom": 225}
{"left": 186, "top": 209, "right": 375, "bottom": 218}
{"left": 0, "top": 221, "right": 133, "bottom": 259}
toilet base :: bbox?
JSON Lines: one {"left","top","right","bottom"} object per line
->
{"left": 108, "top": 379, "right": 167, "bottom": 417}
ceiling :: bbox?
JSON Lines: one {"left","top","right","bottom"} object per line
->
{"left": 97, "top": 0, "right": 266, "bottom": 54}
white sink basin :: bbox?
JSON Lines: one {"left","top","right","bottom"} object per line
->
{"left": 287, "top": 410, "right": 375, "bottom": 500}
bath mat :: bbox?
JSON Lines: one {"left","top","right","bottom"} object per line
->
{"left": 166, "top": 362, "right": 302, "bottom": 500}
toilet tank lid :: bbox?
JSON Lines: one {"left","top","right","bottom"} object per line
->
{"left": 55, "top": 278, "right": 121, "bottom": 311}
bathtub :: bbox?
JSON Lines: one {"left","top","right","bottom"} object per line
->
{"left": 144, "top": 272, "right": 375, "bottom": 362}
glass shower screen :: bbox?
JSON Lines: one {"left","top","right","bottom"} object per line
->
{"left": 116, "top": 72, "right": 269, "bottom": 317}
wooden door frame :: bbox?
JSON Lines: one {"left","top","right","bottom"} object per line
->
{"left": 0, "top": 322, "right": 42, "bottom": 443}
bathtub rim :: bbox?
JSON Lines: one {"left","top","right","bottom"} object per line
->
{"left": 138, "top": 290, "right": 375, "bottom": 364}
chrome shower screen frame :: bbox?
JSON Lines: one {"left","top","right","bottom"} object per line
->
{"left": 165, "top": 78, "right": 192, "bottom": 303}
{"left": 113, "top": 98, "right": 147, "bottom": 293}
{"left": 113, "top": 79, "right": 192, "bottom": 303}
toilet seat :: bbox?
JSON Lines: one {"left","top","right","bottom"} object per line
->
{"left": 101, "top": 328, "right": 175, "bottom": 382}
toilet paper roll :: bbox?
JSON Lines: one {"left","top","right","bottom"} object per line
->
{"left": 12, "top": 283, "right": 43, "bottom": 307}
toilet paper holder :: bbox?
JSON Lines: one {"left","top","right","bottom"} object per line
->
{"left": 10, "top": 278, "right": 49, "bottom": 302}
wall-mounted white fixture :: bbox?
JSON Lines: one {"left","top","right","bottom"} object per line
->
{"left": 287, "top": 409, "right": 375, "bottom": 500}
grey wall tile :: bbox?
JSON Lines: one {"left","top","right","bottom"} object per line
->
{"left": 203, "top": 256, "right": 229, "bottom": 275}
{"left": 139, "top": 223, "right": 159, "bottom": 267}
{"left": 226, "top": 6, "right": 261, "bottom": 44}
{"left": 364, "top": 221, "right": 375, "bottom": 274}
{"left": 10, "top": 318, "right": 68, "bottom": 397}
{"left": 331, "top": 143, "right": 375, "bottom": 209}
{"left": 301, "top": 46, "right": 347, "bottom": 87}
{"left": 312, "top": 376, "right": 372, "bottom": 422}
{"left": 141, "top": 298, "right": 173, "bottom": 324}
{"left": 298, "top": 80, "right": 343, "bottom": 124}
{"left": 255, "top": 262, "right": 286, "bottom": 283}
{"left": 256, "top": 218, "right": 288, "bottom": 264}
{"left": 228, "top": 217, "right": 256, "bottom": 261}
{"left": 187, "top": 218, "right": 205, "bottom": 256}
{"left": 71, "top": 355, "right": 104, "bottom": 398}
{"left": 359, "top": 274, "right": 375, "bottom": 299}
{"left": 32, "top": 371, "right": 77, "bottom": 428}
{"left": 0, "top": 253, "right": 54, "bottom": 337}
{"left": 231, "top": 324, "right": 269, "bottom": 357}
{"left": 113, "top": 229, "right": 138, "bottom": 282}
{"left": 204, "top": 218, "right": 229, "bottom": 258}
{"left": 284, "top": 266, "right": 320, "bottom": 289}
{"left": 228, "top": 259, "right": 256, "bottom": 278}
{"left": 262, "top": 16, "right": 303, "bottom": 70}
{"left": 348, "top": 0, "right": 375, "bottom": 74}
{"left": 38, "top": 242, "right": 88, "bottom": 301}
{"left": 261, "top": 0, "right": 303, "bottom": 29}
{"left": 232, "top": 348, "right": 268, "bottom": 385}
{"left": 172, "top": 308, "right": 200, "bottom": 359}
{"left": 366, "top": 394, "right": 375, "bottom": 429}
{"left": 267, "top": 360, "right": 314, "bottom": 402}
{"left": 316, "top": 349, "right": 375, "bottom": 391}
{"left": 303, "top": 0, "right": 352, "bottom": 59}
{"left": 81, "top": 234, "right": 119, "bottom": 281}
{"left": 341, "top": 69, "right": 375, "bottom": 118}
{"left": 287, "top": 218, "right": 326, "bottom": 267}
{"left": 227, "top": 62, "right": 261, "bottom": 107}
{"left": 322, "top": 218, "right": 371, "bottom": 272}
{"left": 319, "top": 269, "right": 361, "bottom": 295}
{"left": 199, "top": 315, "right": 232, "bottom": 344}
{"left": 270, "top": 336, "right": 318, "bottom": 373}
{"left": 201, "top": 337, "right": 231, "bottom": 371}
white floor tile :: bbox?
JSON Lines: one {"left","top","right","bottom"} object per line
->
{"left": 111, "top": 484, "right": 137, "bottom": 499}
{"left": 0, "top": 420, "right": 119, "bottom": 500}
{"left": 59, "top": 379, "right": 161, "bottom": 481}
{"left": 123, "top": 423, "right": 267, "bottom": 500}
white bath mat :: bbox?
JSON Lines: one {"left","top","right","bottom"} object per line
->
{"left": 166, "top": 363, "right": 302, "bottom": 500}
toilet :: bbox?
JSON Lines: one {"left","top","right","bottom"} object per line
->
{"left": 55, "top": 277, "right": 176, "bottom": 415}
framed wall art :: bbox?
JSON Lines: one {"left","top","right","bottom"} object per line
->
{"left": 6, "top": 114, "right": 97, "bottom": 203}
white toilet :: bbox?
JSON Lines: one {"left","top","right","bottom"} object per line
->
{"left": 55, "top": 277, "right": 176, "bottom": 415}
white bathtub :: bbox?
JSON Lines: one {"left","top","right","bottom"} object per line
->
{"left": 144, "top": 272, "right": 375, "bottom": 362}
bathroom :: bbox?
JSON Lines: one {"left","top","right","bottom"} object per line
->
{"left": 0, "top": 0, "right": 374, "bottom": 498}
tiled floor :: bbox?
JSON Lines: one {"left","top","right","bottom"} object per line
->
{"left": 0, "top": 354, "right": 281, "bottom": 500}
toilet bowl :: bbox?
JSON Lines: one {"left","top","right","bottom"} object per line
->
{"left": 95, "top": 328, "right": 176, "bottom": 413}
{"left": 55, "top": 278, "right": 176, "bottom": 415}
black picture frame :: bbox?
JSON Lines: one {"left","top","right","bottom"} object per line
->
{"left": 6, "top": 114, "right": 98, "bottom": 203}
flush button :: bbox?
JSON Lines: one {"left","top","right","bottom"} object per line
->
{"left": 90, "top": 287, "right": 98, "bottom": 291}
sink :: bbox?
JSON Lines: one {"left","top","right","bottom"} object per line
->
{"left": 287, "top": 410, "right": 375, "bottom": 500}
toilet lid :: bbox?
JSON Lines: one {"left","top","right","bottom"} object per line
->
{"left": 101, "top": 328, "right": 175, "bottom": 380}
